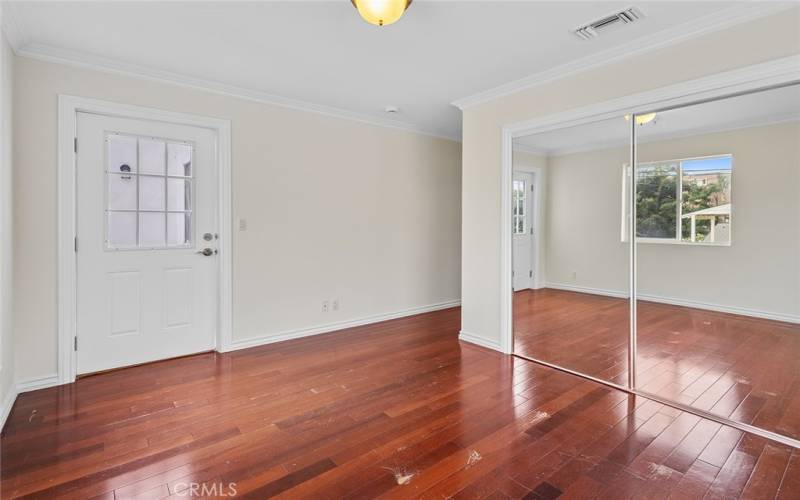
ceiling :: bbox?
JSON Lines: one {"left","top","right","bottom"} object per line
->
{"left": 3, "top": 1, "right": 790, "bottom": 139}
{"left": 514, "top": 83, "right": 800, "bottom": 156}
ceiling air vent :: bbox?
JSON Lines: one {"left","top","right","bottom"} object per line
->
{"left": 573, "top": 7, "right": 644, "bottom": 40}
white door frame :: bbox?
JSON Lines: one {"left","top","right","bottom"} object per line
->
{"left": 499, "top": 54, "right": 800, "bottom": 356}
{"left": 57, "top": 95, "right": 233, "bottom": 385}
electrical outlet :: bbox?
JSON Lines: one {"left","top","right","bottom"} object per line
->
{"left": 322, "top": 300, "right": 329, "bottom": 313}
{"left": 238, "top": 218, "right": 247, "bottom": 231}
{"left": 332, "top": 299, "right": 340, "bottom": 311}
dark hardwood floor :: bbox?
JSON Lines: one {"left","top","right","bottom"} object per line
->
{"left": 514, "top": 288, "right": 800, "bottom": 444}
{"left": 2, "top": 306, "right": 798, "bottom": 498}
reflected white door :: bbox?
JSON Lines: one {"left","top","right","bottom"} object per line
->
{"left": 513, "top": 172, "right": 534, "bottom": 291}
{"left": 76, "top": 112, "right": 218, "bottom": 374}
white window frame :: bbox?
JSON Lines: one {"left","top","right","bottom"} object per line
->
{"left": 621, "top": 154, "right": 733, "bottom": 246}
{"left": 104, "top": 132, "right": 196, "bottom": 251}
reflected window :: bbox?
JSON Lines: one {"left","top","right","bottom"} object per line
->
{"left": 513, "top": 180, "right": 527, "bottom": 235}
{"left": 624, "top": 154, "right": 732, "bottom": 245}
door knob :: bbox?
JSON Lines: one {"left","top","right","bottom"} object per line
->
{"left": 196, "top": 248, "right": 215, "bottom": 256}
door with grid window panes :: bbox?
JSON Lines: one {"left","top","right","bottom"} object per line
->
{"left": 513, "top": 172, "right": 534, "bottom": 291}
{"left": 76, "top": 112, "right": 218, "bottom": 374}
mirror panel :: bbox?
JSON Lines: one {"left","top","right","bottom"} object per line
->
{"left": 634, "top": 84, "right": 800, "bottom": 441}
{"left": 512, "top": 116, "right": 631, "bottom": 387}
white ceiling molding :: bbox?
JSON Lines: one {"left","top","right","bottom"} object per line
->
{"left": 13, "top": 42, "right": 460, "bottom": 142}
{"left": 511, "top": 143, "right": 548, "bottom": 156}
{"left": 452, "top": 3, "right": 794, "bottom": 110}
{"left": 521, "top": 112, "right": 800, "bottom": 158}
{"left": 505, "top": 55, "right": 800, "bottom": 140}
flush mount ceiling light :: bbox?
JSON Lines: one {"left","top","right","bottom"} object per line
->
{"left": 625, "top": 112, "right": 657, "bottom": 125}
{"left": 351, "top": 0, "right": 412, "bottom": 26}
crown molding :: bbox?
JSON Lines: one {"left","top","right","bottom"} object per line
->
{"left": 452, "top": 3, "right": 796, "bottom": 110}
{"left": 512, "top": 143, "right": 548, "bottom": 156}
{"left": 517, "top": 112, "right": 800, "bottom": 158}
{"left": 10, "top": 40, "right": 459, "bottom": 142}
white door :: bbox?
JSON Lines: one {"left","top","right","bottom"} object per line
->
{"left": 76, "top": 112, "right": 218, "bottom": 374}
{"left": 512, "top": 172, "right": 534, "bottom": 291}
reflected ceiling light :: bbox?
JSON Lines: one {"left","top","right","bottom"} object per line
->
{"left": 351, "top": 0, "right": 412, "bottom": 26}
{"left": 625, "top": 112, "right": 657, "bottom": 125}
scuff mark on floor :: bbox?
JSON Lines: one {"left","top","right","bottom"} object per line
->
{"left": 529, "top": 410, "right": 550, "bottom": 425}
{"left": 648, "top": 463, "right": 674, "bottom": 478}
{"left": 28, "top": 409, "right": 37, "bottom": 422}
{"left": 466, "top": 449, "right": 482, "bottom": 467}
{"left": 382, "top": 466, "right": 416, "bottom": 485}
{"left": 309, "top": 388, "right": 320, "bottom": 394}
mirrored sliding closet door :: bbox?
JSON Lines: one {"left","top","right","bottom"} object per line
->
{"left": 633, "top": 83, "right": 800, "bottom": 444}
{"left": 512, "top": 116, "right": 632, "bottom": 387}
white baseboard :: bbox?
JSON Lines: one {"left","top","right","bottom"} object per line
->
{"left": 546, "top": 282, "right": 629, "bottom": 299}
{"left": 227, "top": 299, "right": 461, "bottom": 352}
{"left": 545, "top": 283, "right": 800, "bottom": 324}
{"left": 636, "top": 293, "right": 800, "bottom": 324}
{"left": 16, "top": 374, "right": 61, "bottom": 393}
{"left": 458, "top": 330, "right": 503, "bottom": 352}
{"left": 0, "top": 383, "right": 19, "bottom": 431}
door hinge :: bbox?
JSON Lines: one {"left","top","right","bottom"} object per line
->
{"left": 74, "top": 137, "right": 78, "bottom": 153}
{"left": 530, "top": 227, "right": 533, "bottom": 235}
{"left": 74, "top": 336, "right": 78, "bottom": 351}
{"left": 529, "top": 270, "right": 533, "bottom": 278}
{"left": 531, "top": 184, "right": 534, "bottom": 192}
{"left": 74, "top": 237, "right": 78, "bottom": 252}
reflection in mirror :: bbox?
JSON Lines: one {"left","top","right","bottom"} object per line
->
{"left": 512, "top": 116, "right": 631, "bottom": 386}
{"left": 634, "top": 83, "right": 800, "bottom": 442}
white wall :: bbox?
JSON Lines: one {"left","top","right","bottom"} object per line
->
{"left": 0, "top": 27, "right": 15, "bottom": 421}
{"left": 461, "top": 9, "right": 800, "bottom": 347}
{"left": 13, "top": 56, "right": 462, "bottom": 382}
{"left": 543, "top": 122, "right": 800, "bottom": 320}
{"left": 544, "top": 146, "right": 628, "bottom": 293}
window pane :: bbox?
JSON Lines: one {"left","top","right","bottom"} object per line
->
{"left": 167, "top": 213, "right": 192, "bottom": 246}
{"left": 139, "top": 138, "right": 166, "bottom": 175}
{"left": 139, "top": 212, "right": 166, "bottom": 247}
{"left": 680, "top": 156, "right": 732, "bottom": 244}
{"left": 167, "top": 143, "right": 192, "bottom": 177}
{"left": 139, "top": 176, "right": 166, "bottom": 211}
{"left": 167, "top": 178, "right": 191, "bottom": 211}
{"left": 636, "top": 163, "right": 678, "bottom": 238}
{"left": 107, "top": 135, "right": 137, "bottom": 174}
{"left": 107, "top": 173, "right": 137, "bottom": 210}
{"left": 107, "top": 211, "right": 137, "bottom": 248}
